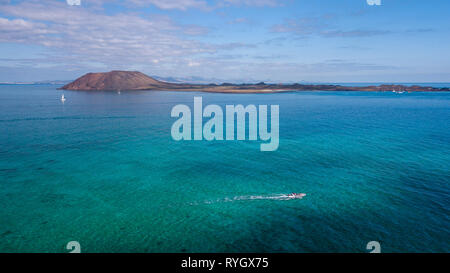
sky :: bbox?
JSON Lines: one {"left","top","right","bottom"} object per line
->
{"left": 0, "top": 0, "right": 449, "bottom": 83}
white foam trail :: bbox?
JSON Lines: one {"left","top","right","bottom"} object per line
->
{"left": 190, "top": 193, "right": 306, "bottom": 205}
{"left": 227, "top": 193, "right": 306, "bottom": 201}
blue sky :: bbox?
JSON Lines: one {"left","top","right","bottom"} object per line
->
{"left": 0, "top": 0, "right": 449, "bottom": 82}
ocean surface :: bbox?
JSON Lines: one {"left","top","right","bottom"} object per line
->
{"left": 0, "top": 85, "right": 449, "bottom": 253}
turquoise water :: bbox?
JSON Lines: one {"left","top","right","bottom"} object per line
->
{"left": 0, "top": 85, "right": 449, "bottom": 253}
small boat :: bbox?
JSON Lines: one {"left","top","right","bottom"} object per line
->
{"left": 61, "top": 94, "right": 66, "bottom": 102}
{"left": 287, "top": 193, "right": 306, "bottom": 199}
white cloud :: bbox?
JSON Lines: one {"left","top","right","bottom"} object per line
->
{"left": 128, "top": 0, "right": 209, "bottom": 10}
{"left": 228, "top": 17, "right": 249, "bottom": 24}
{"left": 128, "top": 0, "right": 280, "bottom": 10}
{"left": 0, "top": 0, "right": 218, "bottom": 69}
{"left": 221, "top": 0, "right": 279, "bottom": 7}
{"left": 271, "top": 16, "right": 391, "bottom": 38}
{"left": 66, "top": 0, "right": 81, "bottom": 6}
{"left": 187, "top": 60, "right": 200, "bottom": 67}
{"left": 0, "top": 0, "right": 397, "bottom": 82}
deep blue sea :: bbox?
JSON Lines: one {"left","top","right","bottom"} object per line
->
{"left": 0, "top": 85, "right": 449, "bottom": 253}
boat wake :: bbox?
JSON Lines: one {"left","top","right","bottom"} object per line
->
{"left": 190, "top": 193, "right": 306, "bottom": 205}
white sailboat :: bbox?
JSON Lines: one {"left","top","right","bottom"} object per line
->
{"left": 61, "top": 94, "right": 66, "bottom": 102}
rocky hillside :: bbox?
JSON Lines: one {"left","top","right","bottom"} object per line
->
{"left": 61, "top": 71, "right": 171, "bottom": 91}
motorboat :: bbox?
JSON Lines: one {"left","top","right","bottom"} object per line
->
{"left": 287, "top": 193, "right": 306, "bottom": 199}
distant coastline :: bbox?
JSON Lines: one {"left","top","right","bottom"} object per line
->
{"left": 0, "top": 80, "right": 71, "bottom": 85}
{"left": 59, "top": 71, "right": 450, "bottom": 93}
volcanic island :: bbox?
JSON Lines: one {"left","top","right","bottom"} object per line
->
{"left": 60, "top": 71, "right": 449, "bottom": 93}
